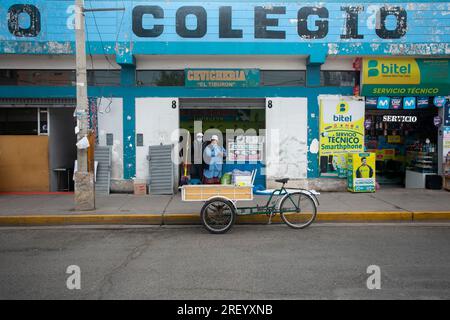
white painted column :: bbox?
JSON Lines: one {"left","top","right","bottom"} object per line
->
{"left": 97, "top": 97, "right": 123, "bottom": 180}
{"left": 135, "top": 98, "right": 180, "bottom": 183}
{"left": 265, "top": 98, "right": 308, "bottom": 180}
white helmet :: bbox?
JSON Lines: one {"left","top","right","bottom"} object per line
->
{"left": 211, "top": 135, "right": 219, "bottom": 141}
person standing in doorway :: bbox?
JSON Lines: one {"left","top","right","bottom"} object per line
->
{"left": 190, "top": 132, "right": 205, "bottom": 181}
{"left": 203, "top": 135, "right": 226, "bottom": 184}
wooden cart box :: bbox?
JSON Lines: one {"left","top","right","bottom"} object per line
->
{"left": 181, "top": 185, "right": 253, "bottom": 201}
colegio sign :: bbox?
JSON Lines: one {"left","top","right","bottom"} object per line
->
{"left": 7, "top": 4, "right": 41, "bottom": 37}
{"left": 7, "top": 3, "right": 408, "bottom": 40}
{"left": 132, "top": 5, "right": 408, "bottom": 40}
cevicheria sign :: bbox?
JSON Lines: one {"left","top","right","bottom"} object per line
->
{"left": 185, "top": 69, "right": 260, "bottom": 88}
{"left": 361, "top": 58, "right": 450, "bottom": 96}
{"left": 5, "top": 2, "right": 409, "bottom": 40}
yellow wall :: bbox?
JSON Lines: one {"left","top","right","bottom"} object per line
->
{"left": 0, "top": 136, "right": 49, "bottom": 192}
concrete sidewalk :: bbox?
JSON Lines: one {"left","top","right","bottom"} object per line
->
{"left": 0, "top": 188, "right": 449, "bottom": 226}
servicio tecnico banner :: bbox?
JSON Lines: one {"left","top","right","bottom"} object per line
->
{"left": 319, "top": 96, "right": 365, "bottom": 177}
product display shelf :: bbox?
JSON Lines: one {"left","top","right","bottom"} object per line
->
{"left": 406, "top": 151, "right": 437, "bottom": 173}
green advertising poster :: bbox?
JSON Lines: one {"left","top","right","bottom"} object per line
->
{"left": 361, "top": 58, "right": 450, "bottom": 96}
{"left": 319, "top": 96, "right": 365, "bottom": 178}
{"left": 347, "top": 152, "right": 376, "bottom": 193}
{"left": 185, "top": 69, "right": 260, "bottom": 88}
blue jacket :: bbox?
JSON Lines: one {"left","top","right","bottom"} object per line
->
{"left": 203, "top": 144, "right": 226, "bottom": 179}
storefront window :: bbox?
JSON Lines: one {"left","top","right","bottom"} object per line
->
{"left": 0, "top": 70, "right": 16, "bottom": 85}
{"left": 321, "top": 71, "right": 357, "bottom": 86}
{"left": 136, "top": 70, "right": 185, "bottom": 86}
{"left": 0, "top": 108, "right": 38, "bottom": 135}
{"left": 0, "top": 70, "right": 120, "bottom": 86}
{"left": 87, "top": 70, "right": 121, "bottom": 86}
{"left": 260, "top": 70, "right": 306, "bottom": 87}
{"left": 0, "top": 70, "right": 75, "bottom": 86}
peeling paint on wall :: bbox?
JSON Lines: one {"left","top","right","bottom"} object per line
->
{"left": 309, "top": 138, "right": 319, "bottom": 154}
{"left": 0, "top": 1, "right": 448, "bottom": 57}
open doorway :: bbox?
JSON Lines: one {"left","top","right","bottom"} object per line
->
{"left": 0, "top": 106, "right": 77, "bottom": 192}
{"left": 179, "top": 98, "right": 266, "bottom": 189}
{"left": 48, "top": 107, "right": 77, "bottom": 192}
{"left": 365, "top": 108, "right": 439, "bottom": 187}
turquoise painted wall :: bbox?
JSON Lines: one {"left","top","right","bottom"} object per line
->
{"left": 1, "top": 0, "right": 447, "bottom": 179}
{"left": 0, "top": 77, "right": 353, "bottom": 179}
{"left": 1, "top": 0, "right": 449, "bottom": 62}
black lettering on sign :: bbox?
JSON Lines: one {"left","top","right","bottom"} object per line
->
{"left": 8, "top": 4, "right": 41, "bottom": 37}
{"left": 132, "top": 5, "right": 164, "bottom": 38}
{"left": 255, "top": 6, "right": 286, "bottom": 39}
{"left": 340, "top": 6, "right": 364, "bottom": 39}
{"left": 297, "top": 7, "right": 328, "bottom": 39}
{"left": 219, "top": 6, "right": 243, "bottom": 38}
{"left": 176, "top": 6, "right": 207, "bottom": 38}
{"left": 376, "top": 6, "right": 407, "bottom": 39}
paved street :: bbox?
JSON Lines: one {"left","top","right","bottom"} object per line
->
{"left": 0, "top": 224, "right": 449, "bottom": 300}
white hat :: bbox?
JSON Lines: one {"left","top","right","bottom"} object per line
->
{"left": 196, "top": 132, "right": 203, "bottom": 137}
{"left": 211, "top": 135, "right": 219, "bottom": 141}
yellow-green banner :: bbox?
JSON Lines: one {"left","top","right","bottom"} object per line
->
{"left": 361, "top": 58, "right": 450, "bottom": 96}
{"left": 319, "top": 96, "right": 365, "bottom": 177}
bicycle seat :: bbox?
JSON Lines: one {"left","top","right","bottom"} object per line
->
{"left": 275, "top": 178, "right": 289, "bottom": 184}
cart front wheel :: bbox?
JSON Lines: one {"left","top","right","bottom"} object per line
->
{"left": 279, "top": 192, "right": 317, "bottom": 229}
{"left": 200, "top": 199, "right": 236, "bottom": 234}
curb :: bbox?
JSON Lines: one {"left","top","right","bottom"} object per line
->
{"left": 164, "top": 211, "right": 415, "bottom": 224}
{"left": 0, "top": 211, "right": 449, "bottom": 226}
{"left": 412, "top": 211, "right": 450, "bottom": 221}
{"left": 0, "top": 214, "right": 162, "bottom": 226}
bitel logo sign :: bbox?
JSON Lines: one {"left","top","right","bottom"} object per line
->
{"left": 334, "top": 101, "right": 352, "bottom": 122}
{"left": 367, "top": 60, "right": 380, "bottom": 78}
{"left": 364, "top": 58, "right": 420, "bottom": 85}
{"left": 367, "top": 59, "right": 413, "bottom": 78}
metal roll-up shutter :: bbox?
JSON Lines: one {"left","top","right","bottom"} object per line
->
{"left": 149, "top": 145, "right": 174, "bottom": 195}
{"left": 0, "top": 98, "right": 76, "bottom": 108}
{"left": 95, "top": 146, "right": 111, "bottom": 195}
{"left": 179, "top": 98, "right": 265, "bottom": 109}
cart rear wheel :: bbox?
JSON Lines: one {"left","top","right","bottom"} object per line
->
{"left": 200, "top": 199, "right": 236, "bottom": 234}
{"left": 279, "top": 192, "right": 317, "bottom": 229}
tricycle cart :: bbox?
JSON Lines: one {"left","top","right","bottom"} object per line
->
{"left": 181, "top": 178, "right": 319, "bottom": 234}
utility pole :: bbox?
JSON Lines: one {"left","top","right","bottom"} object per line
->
{"left": 73, "top": 1, "right": 125, "bottom": 210}
{"left": 74, "top": 0, "right": 94, "bottom": 210}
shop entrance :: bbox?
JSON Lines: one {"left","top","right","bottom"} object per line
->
{"left": 365, "top": 108, "right": 439, "bottom": 187}
{"left": 48, "top": 107, "right": 77, "bottom": 192}
{"left": 179, "top": 98, "right": 266, "bottom": 189}
{"left": 0, "top": 105, "right": 76, "bottom": 192}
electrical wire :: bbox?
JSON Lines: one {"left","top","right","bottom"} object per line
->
{"left": 87, "top": 0, "right": 120, "bottom": 69}
{"left": 85, "top": 0, "right": 126, "bottom": 114}
{"left": 84, "top": 2, "right": 103, "bottom": 117}
{"left": 115, "top": 0, "right": 126, "bottom": 49}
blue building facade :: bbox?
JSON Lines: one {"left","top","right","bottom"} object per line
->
{"left": 0, "top": 0, "right": 449, "bottom": 192}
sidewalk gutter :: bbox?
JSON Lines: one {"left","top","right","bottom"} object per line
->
{"left": 1, "top": 211, "right": 449, "bottom": 226}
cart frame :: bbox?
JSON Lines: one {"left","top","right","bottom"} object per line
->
{"left": 181, "top": 177, "right": 319, "bottom": 234}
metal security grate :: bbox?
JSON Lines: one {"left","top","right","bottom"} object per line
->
{"left": 94, "top": 146, "right": 111, "bottom": 195}
{"left": 0, "top": 97, "right": 76, "bottom": 107}
{"left": 148, "top": 145, "right": 174, "bottom": 195}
